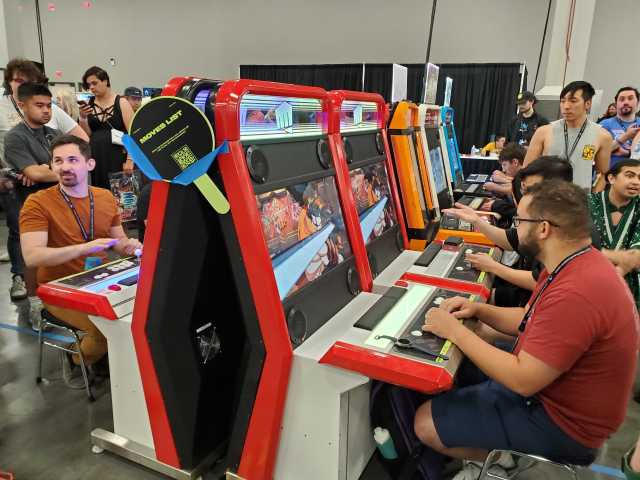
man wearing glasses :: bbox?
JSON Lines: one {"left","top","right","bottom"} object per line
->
{"left": 414, "top": 180, "right": 638, "bottom": 479}
{"left": 4, "top": 83, "right": 61, "bottom": 330}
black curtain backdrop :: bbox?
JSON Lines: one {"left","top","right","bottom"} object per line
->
{"left": 239, "top": 64, "right": 362, "bottom": 91}
{"left": 363, "top": 64, "right": 393, "bottom": 103}
{"left": 240, "top": 63, "right": 523, "bottom": 154}
{"left": 433, "top": 63, "right": 522, "bottom": 153}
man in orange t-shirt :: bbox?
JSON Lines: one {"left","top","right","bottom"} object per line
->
{"left": 19, "top": 134, "right": 141, "bottom": 385}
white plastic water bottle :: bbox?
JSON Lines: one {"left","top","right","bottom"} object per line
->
{"left": 374, "top": 427, "right": 399, "bottom": 460}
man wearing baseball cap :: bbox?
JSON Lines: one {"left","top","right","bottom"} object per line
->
{"left": 506, "top": 91, "right": 549, "bottom": 148}
{"left": 123, "top": 86, "right": 142, "bottom": 112}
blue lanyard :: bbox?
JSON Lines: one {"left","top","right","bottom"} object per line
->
{"left": 58, "top": 186, "right": 94, "bottom": 242}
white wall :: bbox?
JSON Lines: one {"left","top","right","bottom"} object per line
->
{"left": 584, "top": 0, "right": 639, "bottom": 113}
{"left": 0, "top": 0, "right": 9, "bottom": 66}
{"left": 1, "top": 0, "right": 550, "bottom": 93}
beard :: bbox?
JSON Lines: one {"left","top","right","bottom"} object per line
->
{"left": 60, "top": 173, "right": 78, "bottom": 186}
{"left": 519, "top": 231, "right": 541, "bottom": 260}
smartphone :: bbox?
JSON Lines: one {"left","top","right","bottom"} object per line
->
{"left": 75, "top": 92, "right": 94, "bottom": 105}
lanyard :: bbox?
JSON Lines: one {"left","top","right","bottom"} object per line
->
{"left": 563, "top": 119, "right": 588, "bottom": 161}
{"left": 518, "top": 246, "right": 591, "bottom": 333}
{"left": 58, "top": 186, "right": 94, "bottom": 242}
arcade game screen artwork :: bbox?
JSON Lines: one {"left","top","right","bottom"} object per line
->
{"left": 350, "top": 163, "right": 398, "bottom": 244}
{"left": 257, "top": 177, "right": 352, "bottom": 300}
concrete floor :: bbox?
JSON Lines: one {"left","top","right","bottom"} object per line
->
{"left": 0, "top": 218, "right": 635, "bottom": 479}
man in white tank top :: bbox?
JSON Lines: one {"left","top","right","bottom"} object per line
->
{"left": 524, "top": 81, "right": 610, "bottom": 191}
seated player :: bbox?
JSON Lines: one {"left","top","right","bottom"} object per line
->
{"left": 484, "top": 142, "right": 526, "bottom": 198}
{"left": 415, "top": 180, "right": 639, "bottom": 479}
{"left": 20, "top": 134, "right": 141, "bottom": 387}
{"left": 480, "top": 134, "right": 505, "bottom": 156}
{"left": 446, "top": 156, "right": 573, "bottom": 308}
{"left": 589, "top": 159, "right": 640, "bottom": 309}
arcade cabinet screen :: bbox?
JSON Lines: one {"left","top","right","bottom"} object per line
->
{"left": 256, "top": 177, "right": 352, "bottom": 301}
{"left": 349, "top": 163, "right": 398, "bottom": 245}
{"left": 429, "top": 147, "right": 447, "bottom": 195}
{"left": 239, "top": 94, "right": 324, "bottom": 140}
{"left": 340, "top": 101, "right": 379, "bottom": 133}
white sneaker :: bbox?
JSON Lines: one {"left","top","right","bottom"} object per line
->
{"left": 60, "top": 350, "right": 88, "bottom": 390}
{"left": 0, "top": 250, "right": 9, "bottom": 262}
{"left": 9, "top": 274, "right": 27, "bottom": 300}
{"left": 452, "top": 459, "right": 511, "bottom": 480}
{"left": 29, "top": 297, "right": 43, "bottom": 332}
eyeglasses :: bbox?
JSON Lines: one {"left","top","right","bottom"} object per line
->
{"left": 513, "top": 216, "right": 559, "bottom": 227}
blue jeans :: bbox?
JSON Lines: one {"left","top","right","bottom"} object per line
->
{"left": 0, "top": 191, "right": 25, "bottom": 276}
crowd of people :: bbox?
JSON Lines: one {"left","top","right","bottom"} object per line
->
{"left": 0, "top": 58, "right": 639, "bottom": 478}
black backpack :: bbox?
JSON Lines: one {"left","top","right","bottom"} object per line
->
{"left": 370, "top": 382, "right": 447, "bottom": 479}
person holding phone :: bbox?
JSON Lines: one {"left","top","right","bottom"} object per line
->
{"left": 78, "top": 66, "right": 134, "bottom": 189}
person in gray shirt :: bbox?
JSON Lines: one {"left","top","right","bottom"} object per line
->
{"left": 3, "top": 82, "right": 60, "bottom": 330}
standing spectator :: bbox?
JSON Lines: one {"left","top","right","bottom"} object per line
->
{"left": 4, "top": 83, "right": 60, "bottom": 329}
{"left": 78, "top": 66, "right": 133, "bottom": 189}
{"left": 0, "top": 58, "right": 88, "bottom": 301}
{"left": 597, "top": 103, "right": 617, "bottom": 123}
{"left": 600, "top": 87, "right": 640, "bottom": 168}
{"left": 524, "top": 81, "right": 611, "bottom": 191}
{"left": 55, "top": 90, "right": 80, "bottom": 122}
{"left": 506, "top": 91, "right": 549, "bottom": 148}
{"left": 123, "top": 86, "right": 143, "bottom": 112}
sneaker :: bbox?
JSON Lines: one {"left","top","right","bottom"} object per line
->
{"left": 61, "top": 350, "right": 89, "bottom": 390}
{"left": 9, "top": 274, "right": 27, "bottom": 301}
{"left": 452, "top": 460, "right": 510, "bottom": 480}
{"left": 29, "top": 297, "right": 43, "bottom": 331}
{"left": 0, "top": 250, "right": 9, "bottom": 262}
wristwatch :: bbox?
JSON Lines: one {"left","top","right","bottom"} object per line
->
{"left": 622, "top": 447, "right": 640, "bottom": 480}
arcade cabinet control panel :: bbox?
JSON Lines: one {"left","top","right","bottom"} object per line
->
{"left": 408, "top": 236, "right": 501, "bottom": 287}
{"left": 38, "top": 257, "right": 140, "bottom": 320}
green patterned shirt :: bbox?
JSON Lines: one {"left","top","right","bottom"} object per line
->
{"left": 589, "top": 189, "right": 640, "bottom": 307}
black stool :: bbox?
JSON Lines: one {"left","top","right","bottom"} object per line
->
{"left": 36, "top": 309, "right": 94, "bottom": 401}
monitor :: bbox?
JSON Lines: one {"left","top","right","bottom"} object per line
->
{"left": 349, "top": 162, "right": 398, "bottom": 245}
{"left": 256, "top": 176, "right": 353, "bottom": 301}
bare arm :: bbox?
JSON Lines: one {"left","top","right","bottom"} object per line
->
{"left": 120, "top": 97, "right": 134, "bottom": 131}
{"left": 68, "top": 124, "right": 89, "bottom": 142}
{"left": 523, "top": 125, "right": 548, "bottom": 166}
{"left": 22, "top": 164, "right": 58, "bottom": 183}
{"left": 593, "top": 130, "right": 612, "bottom": 192}
{"left": 443, "top": 203, "right": 513, "bottom": 250}
{"left": 439, "top": 296, "right": 524, "bottom": 336}
{"left": 21, "top": 231, "right": 118, "bottom": 268}
{"left": 466, "top": 253, "right": 536, "bottom": 290}
{"left": 110, "top": 225, "right": 143, "bottom": 256}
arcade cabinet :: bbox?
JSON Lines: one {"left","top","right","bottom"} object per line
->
{"left": 441, "top": 106, "right": 464, "bottom": 187}
{"left": 386, "top": 101, "right": 437, "bottom": 250}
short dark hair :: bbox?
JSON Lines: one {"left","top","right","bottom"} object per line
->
{"left": 520, "top": 156, "right": 573, "bottom": 182}
{"left": 560, "top": 81, "right": 596, "bottom": 102}
{"left": 50, "top": 134, "right": 92, "bottom": 160}
{"left": 614, "top": 86, "right": 640, "bottom": 102}
{"left": 606, "top": 159, "right": 640, "bottom": 182}
{"left": 499, "top": 142, "right": 526, "bottom": 165}
{"left": 17, "top": 82, "right": 52, "bottom": 102}
{"left": 3, "top": 58, "right": 48, "bottom": 92}
{"left": 525, "top": 180, "right": 592, "bottom": 241}
{"left": 82, "top": 66, "right": 110, "bottom": 89}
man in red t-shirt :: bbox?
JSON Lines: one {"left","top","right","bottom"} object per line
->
{"left": 414, "top": 180, "right": 639, "bottom": 477}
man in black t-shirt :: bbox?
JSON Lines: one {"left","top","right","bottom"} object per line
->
{"left": 443, "top": 156, "right": 573, "bottom": 307}
{"left": 506, "top": 91, "right": 549, "bottom": 148}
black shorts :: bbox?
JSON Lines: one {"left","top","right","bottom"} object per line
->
{"left": 431, "top": 380, "right": 597, "bottom": 465}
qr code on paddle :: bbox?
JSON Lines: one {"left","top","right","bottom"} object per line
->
{"left": 171, "top": 145, "right": 198, "bottom": 169}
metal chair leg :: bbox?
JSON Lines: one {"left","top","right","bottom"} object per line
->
{"left": 36, "top": 319, "right": 44, "bottom": 383}
{"left": 71, "top": 330, "right": 94, "bottom": 402}
{"left": 479, "top": 450, "right": 581, "bottom": 480}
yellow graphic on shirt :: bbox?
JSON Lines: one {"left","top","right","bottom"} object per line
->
{"left": 582, "top": 144, "right": 596, "bottom": 162}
